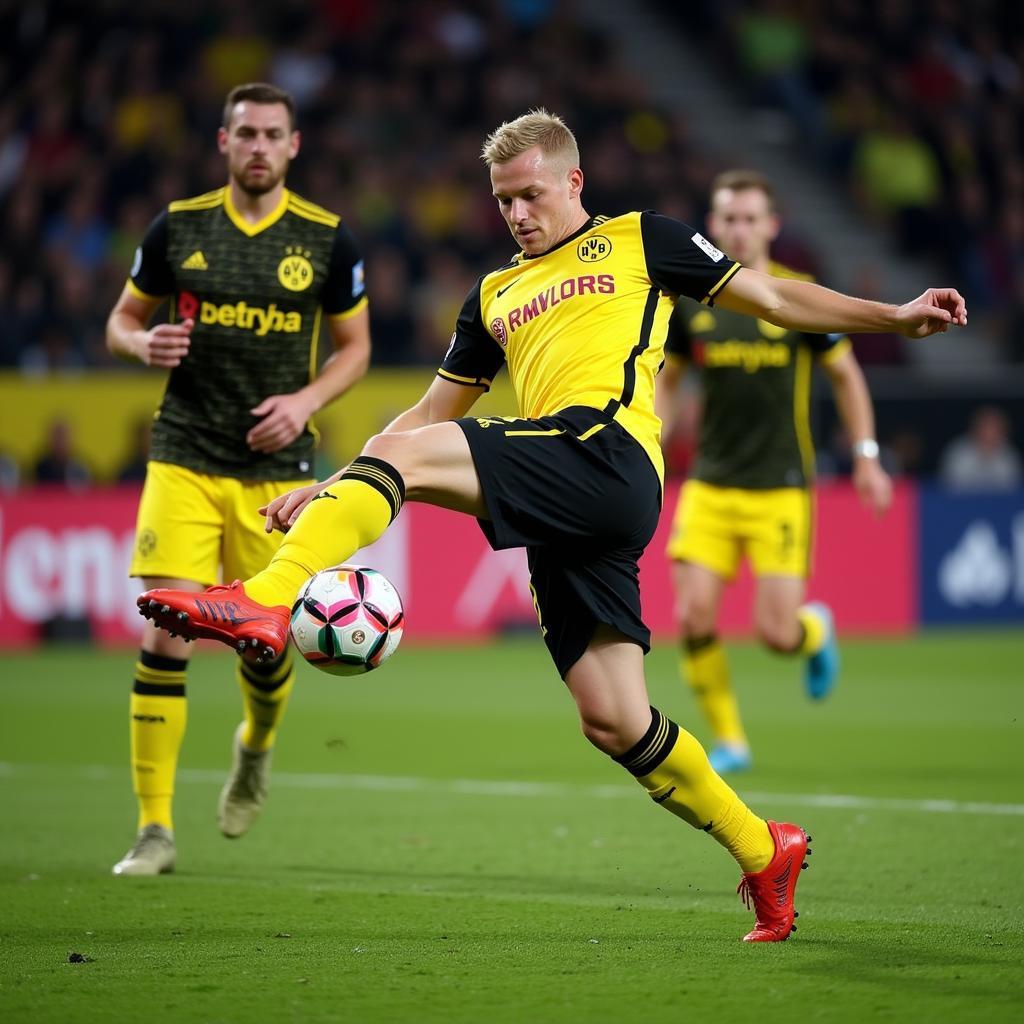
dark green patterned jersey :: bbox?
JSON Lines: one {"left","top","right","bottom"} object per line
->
{"left": 128, "top": 187, "right": 367, "bottom": 480}
{"left": 664, "top": 261, "right": 850, "bottom": 490}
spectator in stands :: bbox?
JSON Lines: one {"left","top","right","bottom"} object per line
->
{"left": 32, "top": 418, "right": 91, "bottom": 488}
{"left": 940, "top": 406, "right": 1022, "bottom": 492}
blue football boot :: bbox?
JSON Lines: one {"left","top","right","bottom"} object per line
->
{"left": 708, "top": 742, "right": 752, "bottom": 774}
{"left": 804, "top": 601, "right": 839, "bottom": 700}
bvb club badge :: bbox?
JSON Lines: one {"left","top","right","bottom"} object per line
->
{"left": 278, "top": 246, "right": 314, "bottom": 291}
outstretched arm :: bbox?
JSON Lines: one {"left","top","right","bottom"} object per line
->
{"left": 717, "top": 268, "right": 967, "bottom": 338}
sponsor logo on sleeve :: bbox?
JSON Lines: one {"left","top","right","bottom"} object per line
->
{"left": 691, "top": 232, "right": 725, "bottom": 263}
{"left": 352, "top": 259, "right": 365, "bottom": 297}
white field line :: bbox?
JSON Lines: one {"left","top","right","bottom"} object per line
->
{"left": 0, "top": 761, "right": 1022, "bottom": 817}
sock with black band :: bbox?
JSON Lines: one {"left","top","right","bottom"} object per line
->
{"left": 245, "top": 456, "right": 406, "bottom": 608}
{"left": 130, "top": 650, "right": 188, "bottom": 831}
{"left": 236, "top": 652, "right": 296, "bottom": 752}
{"left": 613, "top": 706, "right": 773, "bottom": 873}
{"left": 683, "top": 633, "right": 747, "bottom": 746}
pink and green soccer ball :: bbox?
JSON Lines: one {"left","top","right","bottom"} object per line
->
{"left": 289, "top": 565, "right": 405, "bottom": 676}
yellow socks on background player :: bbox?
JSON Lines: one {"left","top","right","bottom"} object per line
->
{"left": 796, "top": 604, "right": 827, "bottom": 656}
{"left": 683, "top": 634, "right": 747, "bottom": 747}
{"left": 244, "top": 456, "right": 406, "bottom": 608}
{"left": 236, "top": 653, "right": 296, "bottom": 752}
{"left": 130, "top": 651, "right": 188, "bottom": 831}
{"left": 614, "top": 706, "right": 773, "bottom": 873}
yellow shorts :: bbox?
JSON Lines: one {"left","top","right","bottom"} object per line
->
{"left": 665, "top": 479, "right": 813, "bottom": 580}
{"left": 129, "top": 461, "right": 313, "bottom": 584}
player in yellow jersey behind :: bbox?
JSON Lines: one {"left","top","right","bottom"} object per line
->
{"left": 136, "top": 110, "right": 966, "bottom": 941}
{"left": 656, "top": 170, "right": 893, "bottom": 774}
{"left": 105, "top": 83, "right": 371, "bottom": 876}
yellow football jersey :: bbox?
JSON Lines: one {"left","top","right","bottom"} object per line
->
{"left": 439, "top": 211, "right": 740, "bottom": 480}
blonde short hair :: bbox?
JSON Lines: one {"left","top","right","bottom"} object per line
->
{"left": 481, "top": 108, "right": 580, "bottom": 169}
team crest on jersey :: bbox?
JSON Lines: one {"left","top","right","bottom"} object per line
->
{"left": 278, "top": 246, "right": 314, "bottom": 291}
{"left": 490, "top": 317, "right": 508, "bottom": 347}
{"left": 577, "top": 235, "right": 612, "bottom": 262}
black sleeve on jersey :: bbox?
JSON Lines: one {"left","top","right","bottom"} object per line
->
{"left": 803, "top": 331, "right": 848, "bottom": 355}
{"left": 437, "top": 277, "right": 506, "bottom": 389}
{"left": 130, "top": 210, "right": 174, "bottom": 297}
{"left": 320, "top": 222, "right": 366, "bottom": 316}
{"left": 640, "top": 211, "right": 741, "bottom": 306}
{"left": 664, "top": 302, "right": 693, "bottom": 360}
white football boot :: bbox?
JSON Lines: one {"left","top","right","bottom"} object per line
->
{"left": 112, "top": 824, "right": 176, "bottom": 876}
{"left": 217, "top": 723, "right": 272, "bottom": 838}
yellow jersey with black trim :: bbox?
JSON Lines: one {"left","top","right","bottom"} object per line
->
{"left": 665, "top": 260, "right": 851, "bottom": 489}
{"left": 439, "top": 211, "right": 741, "bottom": 482}
{"left": 127, "top": 186, "right": 367, "bottom": 480}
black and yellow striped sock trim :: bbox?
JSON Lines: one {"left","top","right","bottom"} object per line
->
{"left": 613, "top": 706, "right": 679, "bottom": 777}
{"left": 239, "top": 653, "right": 294, "bottom": 694}
{"left": 133, "top": 650, "right": 187, "bottom": 697}
{"left": 684, "top": 633, "right": 718, "bottom": 654}
{"left": 342, "top": 456, "right": 405, "bottom": 522}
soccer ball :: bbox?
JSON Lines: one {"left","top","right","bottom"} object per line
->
{"left": 289, "top": 565, "right": 405, "bottom": 676}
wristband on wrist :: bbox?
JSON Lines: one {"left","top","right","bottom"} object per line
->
{"left": 852, "top": 438, "right": 880, "bottom": 460}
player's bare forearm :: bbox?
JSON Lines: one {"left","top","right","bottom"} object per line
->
{"left": 382, "top": 376, "right": 485, "bottom": 435}
{"left": 297, "top": 309, "right": 372, "bottom": 413}
{"left": 823, "top": 352, "right": 875, "bottom": 450}
{"left": 297, "top": 337, "right": 370, "bottom": 414}
{"left": 718, "top": 269, "right": 967, "bottom": 338}
{"left": 106, "top": 310, "right": 148, "bottom": 360}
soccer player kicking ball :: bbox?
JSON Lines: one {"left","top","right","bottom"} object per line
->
{"left": 139, "top": 111, "right": 966, "bottom": 940}
{"left": 656, "top": 170, "right": 893, "bottom": 774}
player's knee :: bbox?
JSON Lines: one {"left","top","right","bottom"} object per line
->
{"left": 678, "top": 599, "right": 717, "bottom": 639}
{"left": 577, "top": 710, "right": 631, "bottom": 755}
{"left": 756, "top": 615, "right": 801, "bottom": 653}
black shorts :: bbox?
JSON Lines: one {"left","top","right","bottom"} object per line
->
{"left": 457, "top": 406, "right": 662, "bottom": 678}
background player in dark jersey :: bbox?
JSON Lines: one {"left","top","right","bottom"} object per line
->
{"left": 656, "top": 170, "right": 893, "bottom": 774}
{"left": 105, "top": 83, "right": 371, "bottom": 876}
{"left": 135, "top": 111, "right": 965, "bottom": 941}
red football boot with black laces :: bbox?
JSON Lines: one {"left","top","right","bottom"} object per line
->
{"left": 737, "top": 820, "right": 811, "bottom": 942}
{"left": 137, "top": 580, "right": 290, "bottom": 663}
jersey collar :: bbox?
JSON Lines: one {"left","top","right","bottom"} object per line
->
{"left": 223, "top": 186, "right": 290, "bottom": 237}
{"left": 518, "top": 215, "right": 601, "bottom": 261}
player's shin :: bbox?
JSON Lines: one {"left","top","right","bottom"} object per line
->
{"left": 236, "top": 652, "right": 296, "bottom": 752}
{"left": 683, "top": 634, "right": 747, "bottom": 746}
{"left": 613, "top": 707, "right": 773, "bottom": 873}
{"left": 130, "top": 652, "right": 188, "bottom": 831}
{"left": 244, "top": 456, "right": 406, "bottom": 608}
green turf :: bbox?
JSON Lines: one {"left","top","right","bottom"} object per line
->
{"left": 1, "top": 631, "right": 1022, "bottom": 1023}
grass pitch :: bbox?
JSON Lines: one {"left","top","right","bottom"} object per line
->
{"left": 1, "top": 631, "right": 1021, "bottom": 1023}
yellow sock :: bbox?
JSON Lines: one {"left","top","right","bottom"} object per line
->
{"left": 797, "top": 605, "right": 827, "bottom": 655}
{"left": 614, "top": 707, "right": 773, "bottom": 873}
{"left": 683, "top": 634, "right": 747, "bottom": 746}
{"left": 131, "top": 651, "right": 188, "bottom": 831}
{"left": 245, "top": 456, "right": 405, "bottom": 608}
{"left": 237, "top": 653, "right": 296, "bottom": 752}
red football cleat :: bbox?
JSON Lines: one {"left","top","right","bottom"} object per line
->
{"left": 137, "top": 580, "right": 290, "bottom": 663}
{"left": 737, "top": 820, "right": 810, "bottom": 942}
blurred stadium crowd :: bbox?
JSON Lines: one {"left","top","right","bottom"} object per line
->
{"left": 663, "top": 0, "right": 1024, "bottom": 360}
{"left": 0, "top": 0, "right": 1020, "bottom": 489}
{"left": 0, "top": 0, "right": 717, "bottom": 373}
